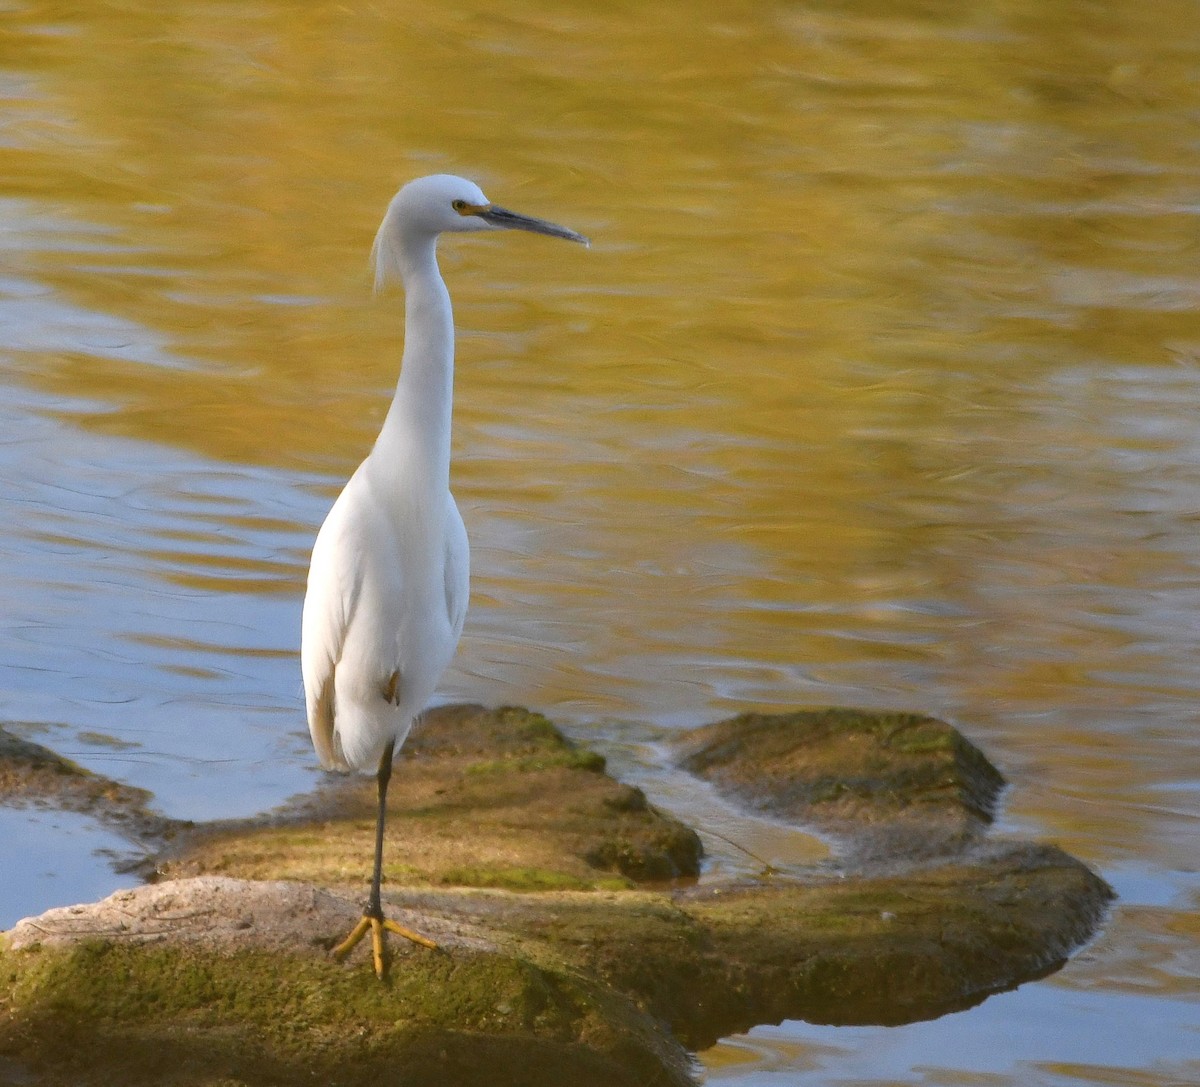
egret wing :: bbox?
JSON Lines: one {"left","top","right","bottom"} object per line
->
{"left": 300, "top": 486, "right": 366, "bottom": 771}
{"left": 444, "top": 495, "right": 470, "bottom": 642}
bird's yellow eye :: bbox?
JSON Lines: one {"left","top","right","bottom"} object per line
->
{"left": 451, "top": 199, "right": 467, "bottom": 213}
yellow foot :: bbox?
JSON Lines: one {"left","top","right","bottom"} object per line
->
{"left": 332, "top": 913, "right": 438, "bottom": 978}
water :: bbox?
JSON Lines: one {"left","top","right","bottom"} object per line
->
{"left": 0, "top": 808, "right": 133, "bottom": 924}
{"left": 707, "top": 981, "right": 1200, "bottom": 1085}
{"left": 1, "top": 1, "right": 1198, "bottom": 1082}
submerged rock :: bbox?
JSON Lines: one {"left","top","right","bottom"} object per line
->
{"left": 0, "top": 725, "right": 184, "bottom": 857}
{"left": 0, "top": 706, "right": 1113, "bottom": 1087}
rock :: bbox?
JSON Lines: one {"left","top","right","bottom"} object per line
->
{"left": 5, "top": 877, "right": 484, "bottom": 956}
{"left": 675, "top": 708, "right": 1007, "bottom": 863}
{"left": 154, "top": 705, "right": 702, "bottom": 890}
{"left": 1, "top": 878, "right": 688, "bottom": 1087}
{"left": 0, "top": 706, "right": 1113, "bottom": 1087}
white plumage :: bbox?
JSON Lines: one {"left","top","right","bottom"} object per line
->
{"left": 299, "top": 173, "right": 587, "bottom": 977}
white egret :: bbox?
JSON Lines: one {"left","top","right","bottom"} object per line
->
{"left": 301, "top": 174, "right": 588, "bottom": 977}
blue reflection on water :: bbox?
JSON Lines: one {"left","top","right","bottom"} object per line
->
{"left": 0, "top": 808, "right": 134, "bottom": 930}
{"left": 0, "top": 374, "right": 320, "bottom": 821}
{"left": 713, "top": 980, "right": 1199, "bottom": 1087}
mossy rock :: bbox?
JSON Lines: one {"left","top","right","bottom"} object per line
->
{"left": 1, "top": 843, "right": 1111, "bottom": 1085}
{"left": 154, "top": 705, "right": 701, "bottom": 892}
{"left": 0, "top": 706, "right": 1114, "bottom": 1086}
{"left": 0, "top": 881, "right": 689, "bottom": 1087}
{"left": 676, "top": 708, "right": 1007, "bottom": 861}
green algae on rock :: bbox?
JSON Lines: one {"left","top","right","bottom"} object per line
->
{"left": 156, "top": 705, "right": 702, "bottom": 892}
{"left": 439, "top": 845, "right": 1111, "bottom": 1046}
{"left": 1, "top": 879, "right": 691, "bottom": 1087}
{"left": 671, "top": 842, "right": 1111, "bottom": 1038}
{"left": 676, "top": 708, "right": 1007, "bottom": 862}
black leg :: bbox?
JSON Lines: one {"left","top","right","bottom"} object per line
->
{"left": 331, "top": 736, "right": 437, "bottom": 977}
{"left": 366, "top": 739, "right": 395, "bottom": 920}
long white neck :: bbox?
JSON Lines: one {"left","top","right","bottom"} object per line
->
{"left": 373, "top": 232, "right": 454, "bottom": 495}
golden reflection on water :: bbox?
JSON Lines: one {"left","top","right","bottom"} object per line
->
{"left": 5, "top": 0, "right": 1198, "bottom": 846}
{"left": 3, "top": 1, "right": 1200, "bottom": 1082}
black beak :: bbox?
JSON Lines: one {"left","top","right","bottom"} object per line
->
{"left": 478, "top": 205, "right": 590, "bottom": 246}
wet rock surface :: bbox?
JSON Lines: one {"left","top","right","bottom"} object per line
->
{"left": 1, "top": 705, "right": 1113, "bottom": 1087}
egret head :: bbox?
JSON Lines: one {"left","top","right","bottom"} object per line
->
{"left": 372, "top": 174, "right": 588, "bottom": 290}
